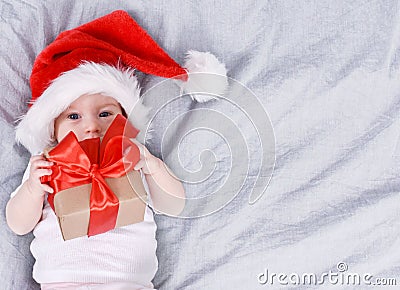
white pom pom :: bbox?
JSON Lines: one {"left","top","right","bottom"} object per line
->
{"left": 179, "top": 50, "right": 228, "bottom": 102}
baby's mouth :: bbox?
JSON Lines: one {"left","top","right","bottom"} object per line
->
{"left": 84, "top": 134, "right": 102, "bottom": 140}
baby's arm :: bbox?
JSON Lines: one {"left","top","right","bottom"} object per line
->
{"left": 132, "top": 140, "right": 185, "bottom": 216}
{"left": 6, "top": 155, "right": 54, "bottom": 235}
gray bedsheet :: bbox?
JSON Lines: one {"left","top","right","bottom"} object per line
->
{"left": 1, "top": 0, "right": 400, "bottom": 289}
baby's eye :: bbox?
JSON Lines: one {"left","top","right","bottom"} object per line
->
{"left": 99, "top": 111, "right": 112, "bottom": 118}
{"left": 67, "top": 113, "right": 80, "bottom": 120}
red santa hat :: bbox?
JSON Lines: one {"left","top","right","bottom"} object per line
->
{"left": 15, "top": 10, "right": 227, "bottom": 154}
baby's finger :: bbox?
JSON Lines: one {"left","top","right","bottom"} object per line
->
{"left": 30, "top": 154, "right": 46, "bottom": 162}
{"left": 32, "top": 160, "right": 54, "bottom": 169}
{"left": 134, "top": 159, "right": 145, "bottom": 171}
{"left": 33, "top": 168, "right": 52, "bottom": 178}
{"left": 130, "top": 139, "right": 145, "bottom": 155}
{"left": 41, "top": 183, "right": 54, "bottom": 194}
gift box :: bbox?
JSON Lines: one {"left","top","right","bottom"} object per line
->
{"left": 41, "top": 114, "right": 148, "bottom": 241}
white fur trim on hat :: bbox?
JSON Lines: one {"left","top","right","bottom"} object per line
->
{"left": 180, "top": 50, "right": 228, "bottom": 102}
{"left": 16, "top": 62, "right": 149, "bottom": 154}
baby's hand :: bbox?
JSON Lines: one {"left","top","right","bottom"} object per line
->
{"left": 131, "top": 139, "right": 162, "bottom": 175}
{"left": 26, "top": 155, "right": 54, "bottom": 196}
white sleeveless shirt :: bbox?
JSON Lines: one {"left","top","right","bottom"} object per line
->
{"left": 11, "top": 163, "right": 158, "bottom": 286}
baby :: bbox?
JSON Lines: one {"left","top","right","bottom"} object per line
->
{"left": 5, "top": 10, "right": 226, "bottom": 290}
{"left": 7, "top": 86, "right": 185, "bottom": 290}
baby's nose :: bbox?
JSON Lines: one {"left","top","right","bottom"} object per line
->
{"left": 85, "top": 118, "right": 101, "bottom": 133}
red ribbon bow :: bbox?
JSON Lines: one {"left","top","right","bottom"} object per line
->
{"left": 41, "top": 114, "right": 141, "bottom": 237}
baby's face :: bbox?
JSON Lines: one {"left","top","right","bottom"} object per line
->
{"left": 54, "top": 93, "right": 123, "bottom": 142}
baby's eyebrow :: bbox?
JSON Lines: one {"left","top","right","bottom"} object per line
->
{"left": 61, "top": 108, "right": 77, "bottom": 114}
{"left": 101, "top": 103, "right": 119, "bottom": 108}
